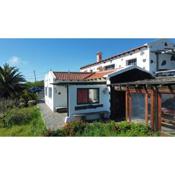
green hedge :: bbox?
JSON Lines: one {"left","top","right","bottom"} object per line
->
{"left": 46, "top": 121, "right": 158, "bottom": 136}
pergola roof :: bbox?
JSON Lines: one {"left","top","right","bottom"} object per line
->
{"left": 110, "top": 76, "right": 175, "bottom": 87}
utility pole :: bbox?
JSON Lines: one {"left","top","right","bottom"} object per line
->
{"left": 33, "top": 70, "right": 36, "bottom": 82}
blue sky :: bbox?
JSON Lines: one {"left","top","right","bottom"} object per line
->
{"left": 0, "top": 38, "right": 174, "bottom": 81}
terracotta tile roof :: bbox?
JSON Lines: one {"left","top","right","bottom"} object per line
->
{"left": 86, "top": 69, "right": 116, "bottom": 80}
{"left": 53, "top": 72, "right": 92, "bottom": 81}
{"left": 53, "top": 69, "right": 121, "bottom": 81}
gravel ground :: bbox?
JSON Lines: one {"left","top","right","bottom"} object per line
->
{"left": 38, "top": 102, "right": 67, "bottom": 131}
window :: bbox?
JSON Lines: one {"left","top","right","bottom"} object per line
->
{"left": 131, "top": 94, "right": 145, "bottom": 121}
{"left": 161, "top": 94, "right": 175, "bottom": 129}
{"left": 45, "top": 87, "right": 47, "bottom": 96}
{"left": 104, "top": 64, "right": 115, "bottom": 70}
{"left": 143, "top": 58, "right": 146, "bottom": 62}
{"left": 77, "top": 88, "right": 99, "bottom": 105}
{"left": 126, "top": 58, "right": 137, "bottom": 66}
{"left": 171, "top": 55, "right": 175, "bottom": 61}
{"left": 161, "top": 60, "right": 166, "bottom": 66}
{"left": 49, "top": 87, "right": 52, "bottom": 98}
{"left": 150, "top": 60, "right": 154, "bottom": 64}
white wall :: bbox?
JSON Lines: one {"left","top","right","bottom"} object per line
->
{"left": 80, "top": 39, "right": 175, "bottom": 75}
{"left": 68, "top": 84, "right": 110, "bottom": 119}
{"left": 80, "top": 47, "right": 149, "bottom": 73}
{"left": 44, "top": 71, "right": 55, "bottom": 111}
{"left": 53, "top": 85, "right": 67, "bottom": 108}
{"left": 148, "top": 39, "right": 175, "bottom": 74}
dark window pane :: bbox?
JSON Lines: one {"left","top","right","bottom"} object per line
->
{"left": 49, "top": 87, "right": 52, "bottom": 98}
{"left": 131, "top": 94, "right": 145, "bottom": 121}
{"left": 104, "top": 64, "right": 115, "bottom": 70}
{"left": 161, "top": 60, "right": 166, "bottom": 66}
{"left": 162, "top": 94, "right": 175, "bottom": 120}
{"left": 126, "top": 59, "right": 137, "bottom": 66}
{"left": 161, "top": 94, "right": 175, "bottom": 132}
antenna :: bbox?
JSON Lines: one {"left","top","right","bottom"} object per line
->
{"left": 33, "top": 70, "right": 36, "bottom": 82}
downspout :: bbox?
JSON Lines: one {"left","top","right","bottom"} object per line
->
{"left": 67, "top": 84, "right": 69, "bottom": 117}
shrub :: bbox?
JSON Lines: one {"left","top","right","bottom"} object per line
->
{"left": 116, "top": 122, "right": 153, "bottom": 136}
{"left": 20, "top": 90, "right": 38, "bottom": 106}
{"left": 0, "top": 106, "right": 46, "bottom": 136}
{"left": 0, "top": 98, "right": 17, "bottom": 114}
{"left": 47, "top": 121, "right": 155, "bottom": 137}
{"left": 3, "top": 107, "right": 33, "bottom": 127}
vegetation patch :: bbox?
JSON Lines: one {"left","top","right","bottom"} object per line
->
{"left": 46, "top": 121, "right": 159, "bottom": 136}
{"left": 0, "top": 107, "right": 46, "bottom": 136}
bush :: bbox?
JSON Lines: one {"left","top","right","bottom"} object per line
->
{"left": 0, "top": 106, "right": 46, "bottom": 136}
{"left": 0, "top": 98, "right": 18, "bottom": 115}
{"left": 46, "top": 121, "right": 155, "bottom": 137}
{"left": 3, "top": 107, "right": 33, "bottom": 127}
{"left": 20, "top": 90, "right": 38, "bottom": 106}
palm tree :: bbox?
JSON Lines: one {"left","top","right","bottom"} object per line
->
{"left": 0, "top": 63, "right": 25, "bottom": 98}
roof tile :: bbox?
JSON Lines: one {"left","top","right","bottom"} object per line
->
{"left": 53, "top": 68, "right": 121, "bottom": 81}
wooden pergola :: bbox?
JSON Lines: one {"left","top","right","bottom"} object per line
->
{"left": 110, "top": 77, "right": 175, "bottom": 131}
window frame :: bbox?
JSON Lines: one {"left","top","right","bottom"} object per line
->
{"left": 77, "top": 88, "right": 100, "bottom": 105}
{"left": 104, "top": 64, "right": 115, "bottom": 70}
{"left": 48, "top": 87, "right": 52, "bottom": 98}
{"left": 126, "top": 58, "right": 137, "bottom": 66}
{"left": 45, "top": 87, "right": 47, "bottom": 96}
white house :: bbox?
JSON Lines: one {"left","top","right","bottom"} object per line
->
{"left": 44, "top": 66, "right": 154, "bottom": 122}
{"left": 44, "top": 70, "right": 114, "bottom": 121}
{"left": 80, "top": 39, "right": 175, "bottom": 75}
{"left": 44, "top": 39, "right": 175, "bottom": 123}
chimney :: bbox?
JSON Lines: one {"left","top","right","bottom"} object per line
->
{"left": 96, "top": 51, "right": 102, "bottom": 62}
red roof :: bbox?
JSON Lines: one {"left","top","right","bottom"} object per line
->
{"left": 86, "top": 69, "right": 116, "bottom": 80}
{"left": 53, "top": 69, "right": 119, "bottom": 81}
{"left": 53, "top": 72, "right": 92, "bottom": 81}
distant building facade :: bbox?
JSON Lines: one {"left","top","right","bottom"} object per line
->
{"left": 80, "top": 39, "right": 175, "bottom": 75}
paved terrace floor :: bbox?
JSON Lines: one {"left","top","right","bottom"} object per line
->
{"left": 38, "top": 102, "right": 66, "bottom": 131}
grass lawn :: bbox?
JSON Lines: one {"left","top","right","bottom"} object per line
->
{"left": 0, "top": 106, "right": 46, "bottom": 136}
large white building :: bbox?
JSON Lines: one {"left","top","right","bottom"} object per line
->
{"left": 80, "top": 39, "right": 175, "bottom": 75}
{"left": 44, "top": 39, "right": 175, "bottom": 125}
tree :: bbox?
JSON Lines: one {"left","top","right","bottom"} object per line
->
{"left": 0, "top": 63, "right": 26, "bottom": 98}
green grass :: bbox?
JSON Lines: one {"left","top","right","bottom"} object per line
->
{"left": 0, "top": 106, "right": 46, "bottom": 136}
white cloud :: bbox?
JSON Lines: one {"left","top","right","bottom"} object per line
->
{"left": 7, "top": 56, "right": 25, "bottom": 67}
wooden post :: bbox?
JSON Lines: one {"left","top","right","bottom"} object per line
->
{"left": 128, "top": 94, "right": 132, "bottom": 122}
{"left": 150, "top": 90, "right": 155, "bottom": 130}
{"left": 145, "top": 93, "right": 148, "bottom": 126}
{"left": 157, "top": 93, "right": 162, "bottom": 131}
{"left": 125, "top": 90, "right": 129, "bottom": 121}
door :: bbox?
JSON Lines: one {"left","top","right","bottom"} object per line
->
{"left": 110, "top": 87, "right": 126, "bottom": 121}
